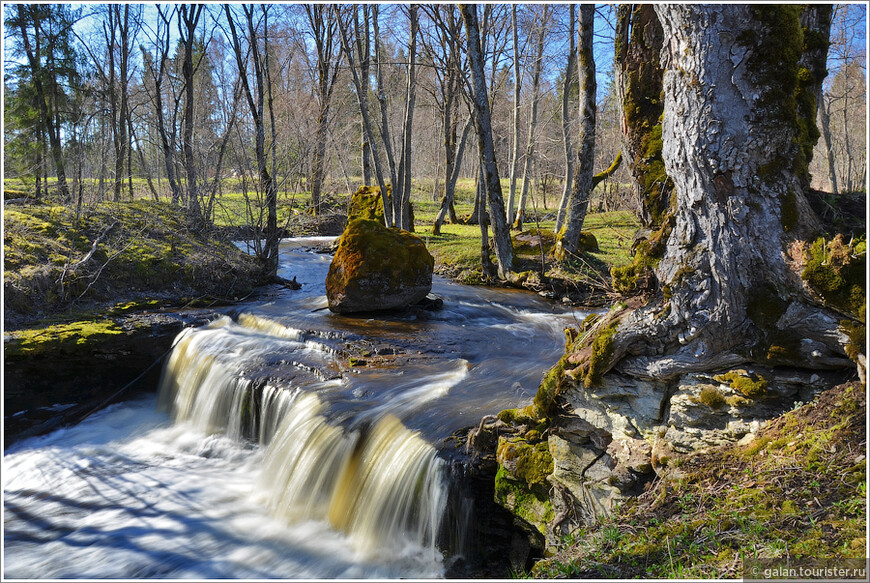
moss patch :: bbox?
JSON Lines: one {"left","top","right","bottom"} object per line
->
{"left": 533, "top": 354, "right": 570, "bottom": 419}
{"left": 800, "top": 234, "right": 866, "bottom": 362}
{"left": 699, "top": 385, "right": 727, "bottom": 409}
{"left": 5, "top": 319, "right": 124, "bottom": 359}
{"left": 347, "top": 185, "right": 387, "bottom": 225}
{"left": 714, "top": 369, "right": 769, "bottom": 398}
{"left": 494, "top": 465, "right": 555, "bottom": 535}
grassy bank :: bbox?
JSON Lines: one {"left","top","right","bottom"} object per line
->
{"left": 4, "top": 199, "right": 263, "bottom": 328}
{"left": 532, "top": 381, "right": 867, "bottom": 578}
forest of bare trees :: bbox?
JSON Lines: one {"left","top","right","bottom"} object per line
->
{"left": 4, "top": 4, "right": 866, "bottom": 245}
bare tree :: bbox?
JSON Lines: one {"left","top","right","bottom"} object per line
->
{"left": 421, "top": 5, "right": 473, "bottom": 235}
{"left": 334, "top": 4, "right": 392, "bottom": 226}
{"left": 225, "top": 4, "right": 280, "bottom": 275}
{"left": 554, "top": 4, "right": 576, "bottom": 234}
{"left": 460, "top": 3, "right": 513, "bottom": 280}
{"left": 555, "top": 4, "right": 595, "bottom": 260}
{"left": 303, "top": 4, "right": 343, "bottom": 216}
{"left": 512, "top": 5, "right": 550, "bottom": 230}
{"left": 394, "top": 4, "right": 419, "bottom": 230}
{"left": 141, "top": 5, "right": 183, "bottom": 205}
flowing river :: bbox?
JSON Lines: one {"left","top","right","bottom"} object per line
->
{"left": 4, "top": 237, "right": 587, "bottom": 579}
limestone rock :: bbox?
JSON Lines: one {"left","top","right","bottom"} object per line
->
{"left": 326, "top": 219, "right": 433, "bottom": 313}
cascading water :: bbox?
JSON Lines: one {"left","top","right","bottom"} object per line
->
{"left": 4, "top": 237, "right": 589, "bottom": 578}
{"left": 158, "top": 315, "right": 453, "bottom": 562}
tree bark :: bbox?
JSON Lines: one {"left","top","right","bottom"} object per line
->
{"left": 555, "top": 4, "right": 576, "bottom": 234}
{"left": 507, "top": 5, "right": 522, "bottom": 223}
{"left": 592, "top": 5, "right": 849, "bottom": 386}
{"left": 555, "top": 5, "right": 596, "bottom": 260}
{"left": 460, "top": 4, "right": 513, "bottom": 280}
{"left": 615, "top": 4, "right": 670, "bottom": 231}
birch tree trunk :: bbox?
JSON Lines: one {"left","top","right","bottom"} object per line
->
{"left": 582, "top": 5, "right": 853, "bottom": 387}
{"left": 460, "top": 3, "right": 513, "bottom": 280}
{"left": 554, "top": 4, "right": 576, "bottom": 234}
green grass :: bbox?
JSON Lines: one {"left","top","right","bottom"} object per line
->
{"left": 6, "top": 174, "right": 641, "bottom": 304}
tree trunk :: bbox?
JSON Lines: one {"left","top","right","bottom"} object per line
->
{"left": 615, "top": 5, "right": 671, "bottom": 231}
{"left": 180, "top": 5, "right": 203, "bottom": 225}
{"left": 592, "top": 5, "right": 849, "bottom": 386}
{"left": 433, "top": 116, "right": 472, "bottom": 235}
{"left": 507, "top": 5, "right": 522, "bottom": 223}
{"left": 513, "top": 6, "right": 548, "bottom": 231}
{"left": 819, "top": 97, "right": 839, "bottom": 195}
{"left": 16, "top": 5, "right": 71, "bottom": 201}
{"left": 373, "top": 7, "right": 399, "bottom": 226}
{"left": 555, "top": 4, "right": 576, "bottom": 234}
{"left": 311, "top": 108, "right": 330, "bottom": 215}
{"left": 396, "top": 5, "right": 419, "bottom": 231}
{"left": 335, "top": 4, "right": 392, "bottom": 226}
{"left": 555, "top": 4, "right": 596, "bottom": 260}
{"left": 460, "top": 3, "right": 513, "bottom": 280}
{"left": 359, "top": 10, "right": 372, "bottom": 187}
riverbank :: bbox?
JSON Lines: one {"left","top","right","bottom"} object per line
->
{"left": 532, "top": 380, "right": 866, "bottom": 578}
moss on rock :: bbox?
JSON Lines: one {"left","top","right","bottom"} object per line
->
{"left": 714, "top": 369, "right": 768, "bottom": 399}
{"left": 347, "top": 185, "right": 388, "bottom": 225}
{"left": 5, "top": 319, "right": 124, "bottom": 359}
{"left": 325, "top": 218, "right": 434, "bottom": 313}
{"left": 699, "top": 385, "right": 727, "bottom": 409}
{"left": 800, "top": 234, "right": 866, "bottom": 362}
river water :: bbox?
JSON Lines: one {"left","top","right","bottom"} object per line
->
{"left": 4, "top": 237, "right": 586, "bottom": 579}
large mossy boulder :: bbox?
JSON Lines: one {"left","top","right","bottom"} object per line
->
{"left": 347, "top": 185, "right": 388, "bottom": 225}
{"left": 326, "top": 218, "right": 434, "bottom": 313}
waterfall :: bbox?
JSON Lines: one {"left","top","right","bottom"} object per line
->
{"left": 157, "top": 315, "right": 449, "bottom": 561}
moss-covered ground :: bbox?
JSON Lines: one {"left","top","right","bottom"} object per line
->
{"left": 4, "top": 198, "right": 263, "bottom": 329}
{"left": 531, "top": 381, "right": 866, "bottom": 578}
